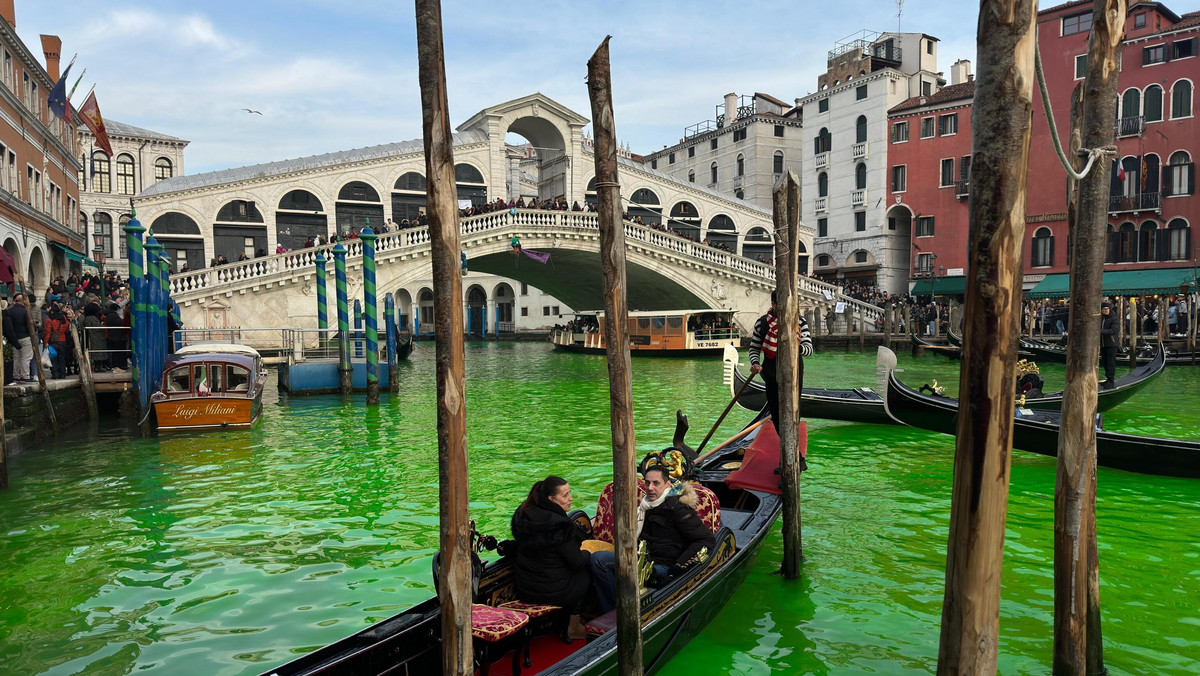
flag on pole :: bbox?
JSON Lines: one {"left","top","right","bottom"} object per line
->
{"left": 47, "top": 60, "right": 74, "bottom": 122}
{"left": 78, "top": 91, "right": 114, "bottom": 157}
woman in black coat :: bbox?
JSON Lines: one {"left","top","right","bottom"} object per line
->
{"left": 510, "top": 476, "right": 591, "bottom": 639}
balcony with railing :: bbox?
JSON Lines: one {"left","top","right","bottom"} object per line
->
{"left": 814, "top": 152, "right": 829, "bottom": 170}
{"left": 851, "top": 188, "right": 866, "bottom": 206}
{"left": 1115, "top": 116, "right": 1144, "bottom": 138}
{"left": 955, "top": 179, "right": 970, "bottom": 198}
{"left": 814, "top": 197, "right": 828, "bottom": 213}
{"left": 1109, "top": 192, "right": 1161, "bottom": 213}
{"left": 851, "top": 142, "right": 868, "bottom": 160}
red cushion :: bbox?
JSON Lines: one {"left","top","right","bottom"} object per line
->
{"left": 471, "top": 604, "right": 529, "bottom": 642}
{"left": 691, "top": 484, "right": 723, "bottom": 533}
{"left": 591, "top": 479, "right": 647, "bottom": 544}
{"left": 584, "top": 609, "right": 617, "bottom": 636}
{"left": 725, "top": 421, "right": 807, "bottom": 495}
{"left": 497, "top": 600, "right": 561, "bottom": 618}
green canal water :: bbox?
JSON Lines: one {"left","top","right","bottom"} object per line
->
{"left": 1, "top": 342, "right": 1198, "bottom": 675}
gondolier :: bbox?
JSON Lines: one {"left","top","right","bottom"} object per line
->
{"left": 748, "top": 291, "right": 813, "bottom": 433}
{"left": 1100, "top": 300, "right": 1119, "bottom": 389}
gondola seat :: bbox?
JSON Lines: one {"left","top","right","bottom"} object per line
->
{"left": 498, "top": 600, "right": 570, "bottom": 657}
{"left": 592, "top": 480, "right": 723, "bottom": 545}
{"left": 471, "top": 603, "right": 530, "bottom": 676}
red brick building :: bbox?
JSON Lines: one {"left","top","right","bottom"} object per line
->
{"left": 890, "top": 0, "right": 1199, "bottom": 296}
{"left": 0, "top": 0, "right": 85, "bottom": 297}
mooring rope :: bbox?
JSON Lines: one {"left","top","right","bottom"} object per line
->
{"left": 1034, "top": 33, "right": 1117, "bottom": 181}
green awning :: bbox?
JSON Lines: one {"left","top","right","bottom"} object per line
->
{"left": 1027, "top": 267, "right": 1200, "bottom": 299}
{"left": 911, "top": 275, "right": 967, "bottom": 296}
{"left": 51, "top": 242, "right": 86, "bottom": 264}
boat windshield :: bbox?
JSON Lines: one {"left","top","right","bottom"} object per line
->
{"left": 166, "top": 366, "right": 191, "bottom": 393}
{"left": 228, "top": 365, "right": 251, "bottom": 392}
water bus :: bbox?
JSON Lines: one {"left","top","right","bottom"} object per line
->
{"left": 550, "top": 309, "right": 740, "bottom": 356}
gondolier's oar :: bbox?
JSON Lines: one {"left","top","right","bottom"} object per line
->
{"left": 697, "top": 370, "right": 756, "bottom": 454}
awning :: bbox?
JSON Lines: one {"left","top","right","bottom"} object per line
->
{"left": 911, "top": 275, "right": 968, "bottom": 296}
{"left": 51, "top": 242, "right": 87, "bottom": 264}
{"left": 1027, "top": 267, "right": 1200, "bottom": 299}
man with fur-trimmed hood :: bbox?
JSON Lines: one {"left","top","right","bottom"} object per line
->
{"left": 590, "top": 450, "right": 716, "bottom": 613}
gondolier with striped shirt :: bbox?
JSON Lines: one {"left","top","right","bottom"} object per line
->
{"left": 749, "top": 290, "right": 814, "bottom": 433}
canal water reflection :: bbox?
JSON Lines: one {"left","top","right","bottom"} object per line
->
{"left": 0, "top": 342, "right": 1197, "bottom": 675}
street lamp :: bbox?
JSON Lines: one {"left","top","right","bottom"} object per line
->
{"left": 93, "top": 228, "right": 107, "bottom": 302}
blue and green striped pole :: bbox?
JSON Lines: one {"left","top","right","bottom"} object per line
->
{"left": 124, "top": 213, "right": 147, "bottom": 413}
{"left": 353, "top": 299, "right": 363, "bottom": 358}
{"left": 315, "top": 252, "right": 328, "bottom": 344}
{"left": 333, "top": 243, "right": 351, "bottom": 394}
{"left": 144, "top": 237, "right": 165, "bottom": 394}
{"left": 163, "top": 259, "right": 179, "bottom": 354}
{"left": 384, "top": 293, "right": 398, "bottom": 394}
{"left": 361, "top": 225, "right": 379, "bottom": 404}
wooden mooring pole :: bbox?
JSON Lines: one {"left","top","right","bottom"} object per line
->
{"left": 18, "top": 279, "right": 57, "bottom": 436}
{"left": 588, "top": 36, "right": 643, "bottom": 676}
{"left": 773, "top": 171, "right": 804, "bottom": 578}
{"left": 936, "top": 1, "right": 1036, "bottom": 672}
{"left": 0, "top": 342, "right": 6, "bottom": 488}
{"left": 1056, "top": 3, "right": 1124, "bottom": 672}
{"left": 69, "top": 323, "right": 98, "bottom": 421}
{"left": 414, "top": 2, "right": 472, "bottom": 673}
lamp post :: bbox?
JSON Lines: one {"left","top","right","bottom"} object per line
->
{"left": 93, "top": 228, "right": 107, "bottom": 302}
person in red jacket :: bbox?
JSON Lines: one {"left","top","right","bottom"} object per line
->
{"left": 42, "top": 302, "right": 69, "bottom": 379}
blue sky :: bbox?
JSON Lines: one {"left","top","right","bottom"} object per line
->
{"left": 9, "top": 0, "right": 1156, "bottom": 174}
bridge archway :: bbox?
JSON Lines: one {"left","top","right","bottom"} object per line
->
{"left": 465, "top": 284, "right": 488, "bottom": 337}
{"left": 27, "top": 245, "right": 47, "bottom": 294}
{"left": 417, "top": 287, "right": 434, "bottom": 335}
{"left": 493, "top": 282, "right": 515, "bottom": 333}
{"left": 395, "top": 288, "right": 413, "bottom": 333}
{"left": 505, "top": 115, "right": 567, "bottom": 203}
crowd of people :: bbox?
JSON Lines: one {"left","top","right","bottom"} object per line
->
{"left": 2, "top": 272, "right": 133, "bottom": 384}
{"left": 1029, "top": 296, "right": 1191, "bottom": 337}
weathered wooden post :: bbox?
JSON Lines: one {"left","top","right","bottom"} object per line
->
{"left": 859, "top": 306, "right": 866, "bottom": 352}
{"left": 18, "top": 278, "right": 57, "bottom": 436}
{"left": 773, "top": 170, "right": 804, "bottom": 579}
{"left": 69, "top": 323, "right": 98, "bottom": 421}
{"left": 333, "top": 244, "right": 352, "bottom": 395}
{"left": 588, "top": 36, "right": 644, "bottom": 676}
{"left": 936, "top": 1, "right": 1037, "bottom": 673}
{"left": 385, "top": 294, "right": 399, "bottom": 394}
{"left": 1055, "top": 5, "right": 1124, "bottom": 670}
{"left": 415, "top": 1, "right": 472, "bottom": 671}
{"left": 1128, "top": 297, "right": 1139, "bottom": 367}
{"left": 0, "top": 347, "right": 6, "bottom": 488}
{"left": 361, "top": 225, "right": 380, "bottom": 405}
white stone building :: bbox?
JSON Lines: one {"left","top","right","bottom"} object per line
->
{"left": 799, "top": 31, "right": 946, "bottom": 294}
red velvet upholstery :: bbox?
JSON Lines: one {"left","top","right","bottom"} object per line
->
{"left": 497, "top": 600, "right": 561, "bottom": 618}
{"left": 591, "top": 478, "right": 646, "bottom": 544}
{"left": 691, "top": 484, "right": 722, "bottom": 533}
{"left": 584, "top": 609, "right": 617, "bottom": 637}
{"left": 471, "top": 604, "right": 530, "bottom": 642}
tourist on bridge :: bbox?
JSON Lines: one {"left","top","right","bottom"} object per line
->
{"left": 509, "top": 476, "right": 591, "bottom": 641}
{"left": 590, "top": 450, "right": 715, "bottom": 614}
{"left": 1100, "top": 300, "right": 1119, "bottom": 389}
{"left": 749, "top": 290, "right": 814, "bottom": 434}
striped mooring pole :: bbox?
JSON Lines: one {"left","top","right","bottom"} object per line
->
{"left": 315, "top": 252, "right": 329, "bottom": 343}
{"left": 353, "top": 299, "right": 363, "bottom": 358}
{"left": 384, "top": 293, "right": 398, "bottom": 394}
{"left": 144, "top": 237, "right": 165, "bottom": 397}
{"left": 123, "top": 213, "right": 147, "bottom": 415}
{"left": 361, "top": 225, "right": 380, "bottom": 404}
{"left": 333, "top": 243, "right": 352, "bottom": 394}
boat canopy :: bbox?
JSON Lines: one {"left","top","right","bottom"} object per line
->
{"left": 176, "top": 343, "right": 262, "bottom": 358}
{"left": 1027, "top": 267, "right": 1200, "bottom": 299}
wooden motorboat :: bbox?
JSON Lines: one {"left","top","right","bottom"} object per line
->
{"left": 150, "top": 344, "right": 267, "bottom": 431}
{"left": 259, "top": 412, "right": 784, "bottom": 675}
{"left": 725, "top": 344, "right": 1164, "bottom": 421}
{"left": 551, "top": 309, "right": 740, "bottom": 356}
{"left": 881, "top": 356, "right": 1199, "bottom": 478}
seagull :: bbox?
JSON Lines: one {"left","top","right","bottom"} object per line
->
{"left": 242, "top": 108, "right": 263, "bottom": 115}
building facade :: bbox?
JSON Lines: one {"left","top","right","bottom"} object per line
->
{"left": 798, "top": 31, "right": 948, "bottom": 294}
{"left": 78, "top": 120, "right": 189, "bottom": 270}
{"left": 0, "top": 4, "right": 84, "bottom": 297}
{"left": 642, "top": 92, "right": 804, "bottom": 218}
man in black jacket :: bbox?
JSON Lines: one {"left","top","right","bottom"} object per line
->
{"left": 590, "top": 463, "right": 715, "bottom": 613}
{"left": 1100, "top": 301, "right": 1119, "bottom": 388}
{"left": 7, "top": 293, "right": 32, "bottom": 382}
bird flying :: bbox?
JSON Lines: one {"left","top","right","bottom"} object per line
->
{"left": 242, "top": 108, "right": 263, "bottom": 115}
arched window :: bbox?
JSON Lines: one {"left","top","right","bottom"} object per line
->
{"left": 393, "top": 172, "right": 427, "bottom": 222}
{"left": 814, "top": 127, "right": 831, "bottom": 154}
{"left": 1121, "top": 88, "right": 1140, "bottom": 119}
{"left": 1144, "top": 154, "right": 1160, "bottom": 195}
{"left": 454, "top": 164, "right": 485, "bottom": 184}
{"left": 115, "top": 154, "right": 135, "bottom": 195}
{"left": 154, "top": 157, "right": 173, "bottom": 182}
{"left": 773, "top": 151, "right": 784, "bottom": 175}
{"left": 1105, "top": 224, "right": 1117, "bottom": 263}
{"left": 855, "top": 115, "right": 867, "bottom": 144}
{"left": 629, "top": 188, "right": 662, "bottom": 226}
{"left": 706, "top": 214, "right": 737, "bottom": 250}
{"left": 1032, "top": 227, "right": 1054, "bottom": 267}
{"left": 1165, "top": 151, "right": 1194, "bottom": 196}
{"left": 338, "top": 181, "right": 380, "bottom": 202}
{"left": 94, "top": 212, "right": 113, "bottom": 257}
{"left": 1118, "top": 222, "right": 1136, "bottom": 262}
{"left": 1139, "top": 221, "right": 1158, "bottom": 262}
{"left": 394, "top": 172, "right": 427, "bottom": 191}
{"left": 688, "top": 169, "right": 695, "bottom": 183}
{"left": 216, "top": 200, "right": 265, "bottom": 222}
{"left": 855, "top": 162, "right": 867, "bottom": 190}
{"left": 668, "top": 201, "right": 700, "bottom": 240}
{"left": 1167, "top": 218, "right": 1190, "bottom": 261}
{"left": 454, "top": 164, "right": 486, "bottom": 205}
{"left": 92, "top": 151, "right": 111, "bottom": 193}
{"left": 818, "top": 172, "right": 828, "bottom": 197}
{"left": 78, "top": 211, "right": 87, "bottom": 235}
{"left": 1171, "top": 80, "right": 1193, "bottom": 119}
{"left": 736, "top": 154, "right": 744, "bottom": 177}
{"left": 816, "top": 254, "right": 832, "bottom": 267}
{"left": 710, "top": 162, "right": 718, "bottom": 184}
{"left": 1144, "top": 84, "right": 1163, "bottom": 122}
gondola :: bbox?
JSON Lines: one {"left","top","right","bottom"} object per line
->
{"left": 259, "top": 412, "right": 784, "bottom": 676}
{"left": 913, "top": 334, "right": 961, "bottom": 359}
{"left": 955, "top": 329, "right": 1037, "bottom": 358}
{"left": 396, "top": 334, "right": 415, "bottom": 361}
{"left": 724, "top": 344, "right": 1165, "bottom": 421}
{"left": 881, "top": 352, "right": 1199, "bottom": 478}
{"left": 1021, "top": 336, "right": 1200, "bottom": 366}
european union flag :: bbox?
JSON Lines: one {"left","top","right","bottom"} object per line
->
{"left": 48, "top": 63, "right": 72, "bottom": 122}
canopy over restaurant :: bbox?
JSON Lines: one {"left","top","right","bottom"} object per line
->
{"left": 1026, "top": 267, "right": 1200, "bottom": 299}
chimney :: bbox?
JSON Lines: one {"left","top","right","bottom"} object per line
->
{"left": 724, "top": 93, "right": 738, "bottom": 123}
{"left": 40, "top": 35, "right": 61, "bottom": 81}
{"left": 950, "top": 59, "right": 972, "bottom": 86}
{"left": 0, "top": 0, "right": 13, "bottom": 30}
